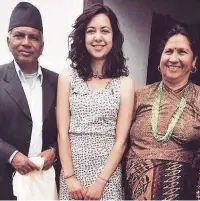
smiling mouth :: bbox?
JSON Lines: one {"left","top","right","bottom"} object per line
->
{"left": 92, "top": 45, "right": 105, "bottom": 50}
{"left": 167, "top": 65, "right": 182, "bottom": 69}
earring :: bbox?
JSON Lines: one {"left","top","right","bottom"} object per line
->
{"left": 191, "top": 66, "right": 197, "bottom": 74}
{"left": 158, "top": 66, "right": 161, "bottom": 72}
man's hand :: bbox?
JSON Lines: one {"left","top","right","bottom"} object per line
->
{"left": 11, "top": 152, "right": 40, "bottom": 175}
{"left": 39, "top": 149, "right": 55, "bottom": 170}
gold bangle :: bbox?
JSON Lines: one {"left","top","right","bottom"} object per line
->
{"left": 64, "top": 173, "right": 75, "bottom": 180}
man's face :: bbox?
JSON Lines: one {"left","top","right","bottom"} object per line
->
{"left": 7, "top": 27, "right": 43, "bottom": 66}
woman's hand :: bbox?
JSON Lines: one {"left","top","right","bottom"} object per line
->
{"left": 65, "top": 176, "right": 87, "bottom": 200}
{"left": 84, "top": 177, "right": 107, "bottom": 200}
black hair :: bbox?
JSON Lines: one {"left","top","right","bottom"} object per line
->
{"left": 68, "top": 3, "right": 128, "bottom": 81}
{"left": 158, "top": 23, "right": 198, "bottom": 58}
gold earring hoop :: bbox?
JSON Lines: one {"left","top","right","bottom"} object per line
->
{"left": 158, "top": 66, "right": 161, "bottom": 72}
{"left": 191, "top": 66, "right": 197, "bottom": 74}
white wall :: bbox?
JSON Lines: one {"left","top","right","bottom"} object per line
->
{"left": 104, "top": 0, "right": 152, "bottom": 88}
{"left": 0, "top": 0, "right": 83, "bottom": 73}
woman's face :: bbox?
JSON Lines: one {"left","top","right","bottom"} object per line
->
{"left": 85, "top": 13, "right": 113, "bottom": 62}
{"left": 160, "top": 34, "right": 197, "bottom": 84}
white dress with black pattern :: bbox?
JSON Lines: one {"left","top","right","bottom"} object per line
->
{"left": 59, "top": 69, "right": 123, "bottom": 200}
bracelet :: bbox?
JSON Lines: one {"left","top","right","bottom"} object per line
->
{"left": 64, "top": 173, "right": 75, "bottom": 180}
{"left": 97, "top": 175, "right": 108, "bottom": 183}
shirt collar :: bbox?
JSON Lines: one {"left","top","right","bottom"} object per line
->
{"left": 14, "top": 60, "right": 43, "bottom": 85}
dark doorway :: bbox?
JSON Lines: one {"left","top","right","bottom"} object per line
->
{"left": 147, "top": 12, "right": 200, "bottom": 85}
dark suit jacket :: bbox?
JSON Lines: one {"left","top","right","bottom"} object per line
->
{"left": 0, "top": 61, "right": 60, "bottom": 199}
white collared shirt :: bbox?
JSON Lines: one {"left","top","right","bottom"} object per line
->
{"left": 11, "top": 61, "right": 43, "bottom": 158}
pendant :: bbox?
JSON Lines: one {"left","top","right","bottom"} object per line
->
{"left": 92, "top": 72, "right": 104, "bottom": 79}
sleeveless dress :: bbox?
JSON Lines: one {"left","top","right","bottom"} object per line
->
{"left": 59, "top": 69, "right": 123, "bottom": 200}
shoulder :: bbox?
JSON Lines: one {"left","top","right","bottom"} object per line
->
{"left": 190, "top": 83, "right": 200, "bottom": 100}
{"left": 119, "top": 76, "right": 135, "bottom": 99}
{"left": 136, "top": 82, "right": 159, "bottom": 97}
{"left": 120, "top": 76, "right": 134, "bottom": 90}
{"left": 59, "top": 67, "right": 79, "bottom": 84}
{"left": 59, "top": 67, "right": 73, "bottom": 77}
{"left": 191, "top": 83, "right": 200, "bottom": 91}
{"left": 42, "top": 67, "right": 58, "bottom": 78}
{"left": 0, "top": 63, "right": 9, "bottom": 70}
{"left": 0, "top": 63, "right": 12, "bottom": 72}
{"left": 59, "top": 67, "right": 72, "bottom": 81}
{"left": 0, "top": 62, "right": 13, "bottom": 80}
{"left": 42, "top": 68, "right": 58, "bottom": 87}
{"left": 57, "top": 67, "right": 76, "bottom": 89}
{"left": 188, "top": 83, "right": 200, "bottom": 114}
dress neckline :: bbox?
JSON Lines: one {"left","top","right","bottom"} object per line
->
{"left": 162, "top": 81, "right": 190, "bottom": 94}
{"left": 85, "top": 79, "right": 113, "bottom": 93}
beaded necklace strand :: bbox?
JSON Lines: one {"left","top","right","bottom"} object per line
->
{"left": 150, "top": 81, "right": 190, "bottom": 142}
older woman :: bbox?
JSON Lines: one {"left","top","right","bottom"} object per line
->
{"left": 126, "top": 23, "right": 200, "bottom": 200}
{"left": 57, "top": 4, "right": 134, "bottom": 200}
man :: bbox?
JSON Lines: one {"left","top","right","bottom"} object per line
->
{"left": 0, "top": 2, "right": 60, "bottom": 199}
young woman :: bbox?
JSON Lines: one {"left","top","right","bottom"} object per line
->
{"left": 57, "top": 4, "right": 134, "bottom": 200}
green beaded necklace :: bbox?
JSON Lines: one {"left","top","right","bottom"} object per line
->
{"left": 150, "top": 81, "right": 190, "bottom": 142}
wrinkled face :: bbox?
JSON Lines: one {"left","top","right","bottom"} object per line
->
{"left": 85, "top": 13, "right": 113, "bottom": 62}
{"left": 7, "top": 27, "right": 43, "bottom": 66}
{"left": 160, "top": 34, "right": 197, "bottom": 84}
